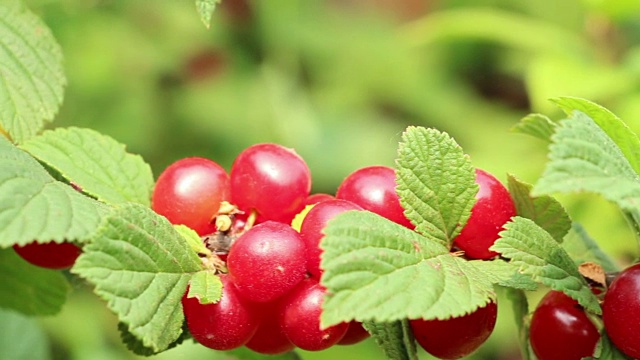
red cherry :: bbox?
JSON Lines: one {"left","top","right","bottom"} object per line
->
{"left": 245, "top": 301, "right": 295, "bottom": 355}
{"left": 337, "top": 321, "right": 370, "bottom": 345}
{"left": 13, "top": 241, "right": 81, "bottom": 270}
{"left": 603, "top": 263, "right": 640, "bottom": 359}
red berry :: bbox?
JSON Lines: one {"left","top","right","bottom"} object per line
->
{"left": 410, "top": 301, "right": 498, "bottom": 359}
{"left": 280, "top": 278, "right": 349, "bottom": 351}
{"left": 230, "top": 143, "right": 311, "bottom": 224}
{"left": 304, "top": 193, "right": 335, "bottom": 206}
{"left": 182, "top": 275, "right": 259, "bottom": 350}
{"left": 152, "top": 157, "right": 230, "bottom": 235}
{"left": 299, "top": 199, "right": 363, "bottom": 278}
{"left": 336, "top": 165, "right": 413, "bottom": 229}
{"left": 227, "top": 221, "right": 307, "bottom": 302}
{"left": 603, "top": 263, "right": 640, "bottom": 359}
{"left": 337, "top": 321, "right": 370, "bottom": 345}
{"left": 452, "top": 169, "right": 516, "bottom": 259}
{"left": 245, "top": 301, "right": 295, "bottom": 355}
{"left": 13, "top": 242, "right": 81, "bottom": 270}
{"left": 529, "top": 290, "right": 599, "bottom": 360}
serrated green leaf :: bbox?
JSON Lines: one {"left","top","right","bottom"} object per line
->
{"left": 508, "top": 174, "right": 571, "bottom": 243}
{"left": 320, "top": 211, "right": 497, "bottom": 328}
{"left": 533, "top": 111, "right": 640, "bottom": 213}
{"left": 363, "top": 320, "right": 418, "bottom": 360}
{"left": 72, "top": 203, "right": 203, "bottom": 353}
{"left": 396, "top": 126, "right": 477, "bottom": 248}
{"left": 187, "top": 271, "right": 222, "bottom": 305}
{"left": 552, "top": 97, "right": 640, "bottom": 175}
{"left": 0, "top": 136, "right": 108, "bottom": 247}
{"left": 195, "top": 0, "right": 222, "bottom": 28}
{"left": 492, "top": 217, "right": 601, "bottom": 314}
{"left": 0, "top": 308, "right": 51, "bottom": 360}
{"left": 21, "top": 127, "right": 154, "bottom": 206}
{"left": 118, "top": 321, "right": 190, "bottom": 356}
{"left": 469, "top": 259, "right": 538, "bottom": 291}
{"left": 0, "top": 248, "right": 69, "bottom": 316}
{"left": 0, "top": 0, "right": 66, "bottom": 143}
{"left": 504, "top": 288, "right": 534, "bottom": 360}
{"left": 175, "top": 224, "right": 210, "bottom": 255}
{"left": 511, "top": 113, "right": 557, "bottom": 141}
{"left": 563, "top": 223, "right": 619, "bottom": 273}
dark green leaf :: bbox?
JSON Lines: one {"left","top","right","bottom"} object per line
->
{"left": 363, "top": 320, "right": 418, "bottom": 360}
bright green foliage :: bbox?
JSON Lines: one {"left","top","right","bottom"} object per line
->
{"left": 195, "top": 0, "right": 221, "bottom": 28}
{"left": 363, "top": 320, "right": 418, "bottom": 360}
{"left": 562, "top": 223, "right": 620, "bottom": 273}
{"left": 0, "top": 0, "right": 65, "bottom": 143}
{"left": 395, "top": 126, "right": 477, "bottom": 248}
{"left": 187, "top": 271, "right": 223, "bottom": 305}
{"left": 0, "top": 308, "right": 51, "bottom": 360}
{"left": 492, "top": 217, "right": 601, "bottom": 314}
{"left": 21, "top": 127, "right": 154, "bottom": 206}
{"left": 507, "top": 174, "right": 571, "bottom": 243}
{"left": 321, "top": 211, "right": 498, "bottom": 328}
{"left": 0, "top": 136, "right": 107, "bottom": 247}
{"left": 511, "top": 113, "right": 556, "bottom": 142}
{"left": 175, "top": 224, "right": 211, "bottom": 255}
{"left": 467, "top": 259, "right": 537, "bottom": 291}
{"left": 72, "top": 203, "right": 203, "bottom": 353}
{"left": 0, "top": 249, "right": 69, "bottom": 316}
{"left": 533, "top": 111, "right": 640, "bottom": 213}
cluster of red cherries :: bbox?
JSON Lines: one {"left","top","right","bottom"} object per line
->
{"left": 12, "top": 141, "right": 640, "bottom": 359}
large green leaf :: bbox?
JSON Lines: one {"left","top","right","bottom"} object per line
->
{"left": 0, "top": 0, "right": 66, "bottom": 143}
{"left": 72, "top": 203, "right": 203, "bottom": 353}
{"left": 21, "top": 127, "right": 154, "bottom": 206}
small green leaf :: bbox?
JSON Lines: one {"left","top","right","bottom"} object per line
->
{"left": 504, "top": 288, "right": 534, "bottom": 360}
{"left": 507, "top": 174, "right": 571, "bottom": 243}
{"left": 175, "top": 225, "right": 210, "bottom": 255}
{"left": 552, "top": 97, "right": 640, "bottom": 176}
{"left": 187, "top": 271, "right": 222, "bottom": 305}
{"left": 396, "top": 126, "right": 477, "bottom": 248}
{"left": 363, "top": 320, "right": 418, "bottom": 360}
{"left": 533, "top": 111, "right": 640, "bottom": 213}
{"left": 491, "top": 217, "right": 601, "bottom": 314}
{"left": 0, "top": 136, "right": 107, "bottom": 247}
{"left": 321, "top": 211, "right": 497, "bottom": 328}
{"left": 0, "top": 308, "right": 51, "bottom": 360}
{"left": 195, "top": 0, "right": 222, "bottom": 28}
{"left": 562, "top": 223, "right": 619, "bottom": 272}
{"left": 0, "top": 248, "right": 69, "bottom": 316}
{"left": 0, "top": 0, "right": 66, "bottom": 143}
{"left": 72, "top": 203, "right": 203, "bottom": 353}
{"left": 511, "top": 113, "right": 556, "bottom": 141}
{"left": 20, "top": 127, "right": 154, "bottom": 206}
{"left": 118, "top": 321, "right": 190, "bottom": 357}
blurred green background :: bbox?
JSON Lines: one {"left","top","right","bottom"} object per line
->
{"left": 9, "top": 0, "right": 640, "bottom": 358}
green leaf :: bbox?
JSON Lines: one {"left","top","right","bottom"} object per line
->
{"left": 396, "top": 126, "right": 477, "bottom": 248}
{"left": 507, "top": 174, "right": 571, "bottom": 243}
{"left": 0, "top": 136, "right": 107, "bottom": 247}
{"left": 491, "top": 217, "right": 601, "bottom": 314}
{"left": 363, "top": 320, "right": 418, "bottom": 360}
{"left": 594, "top": 330, "right": 634, "bottom": 359}
{"left": 195, "top": 0, "right": 222, "bottom": 28}
{"left": 469, "top": 259, "right": 538, "bottom": 291}
{"left": 320, "top": 211, "right": 497, "bottom": 328}
{"left": 71, "top": 203, "right": 203, "bottom": 353}
{"left": 175, "top": 225, "right": 210, "bottom": 255}
{"left": 20, "top": 127, "right": 154, "bottom": 206}
{"left": 0, "top": 248, "right": 69, "bottom": 316}
{"left": 562, "top": 223, "right": 620, "bottom": 273}
{"left": 511, "top": 113, "right": 556, "bottom": 142}
{"left": 504, "top": 288, "right": 534, "bottom": 360}
{"left": 118, "top": 321, "right": 191, "bottom": 357}
{"left": 0, "top": 308, "right": 51, "bottom": 360}
{"left": 0, "top": 0, "right": 66, "bottom": 143}
{"left": 187, "top": 270, "right": 222, "bottom": 305}
{"left": 532, "top": 111, "right": 640, "bottom": 213}
{"left": 552, "top": 97, "right": 640, "bottom": 176}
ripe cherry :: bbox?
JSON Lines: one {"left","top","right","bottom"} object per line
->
{"left": 304, "top": 193, "right": 335, "bottom": 206}
{"left": 452, "top": 168, "right": 516, "bottom": 259}
{"left": 336, "top": 165, "right": 413, "bottom": 229}
{"left": 279, "top": 278, "right": 349, "bottom": 351}
{"left": 299, "top": 199, "right": 363, "bottom": 278}
{"left": 245, "top": 301, "right": 295, "bottom": 355}
{"left": 152, "top": 157, "right": 230, "bottom": 236}
{"left": 410, "top": 301, "right": 498, "bottom": 359}
{"left": 337, "top": 321, "right": 370, "bottom": 345}
{"left": 13, "top": 241, "right": 81, "bottom": 270}
{"left": 227, "top": 221, "right": 307, "bottom": 303}
{"left": 529, "top": 290, "right": 599, "bottom": 360}
{"left": 230, "top": 143, "right": 311, "bottom": 224}
{"left": 182, "top": 275, "right": 259, "bottom": 350}
{"left": 603, "top": 263, "right": 640, "bottom": 359}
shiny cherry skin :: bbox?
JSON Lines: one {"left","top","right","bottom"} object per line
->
{"left": 336, "top": 165, "right": 413, "bottom": 229}
{"left": 337, "top": 321, "right": 370, "bottom": 345}
{"left": 13, "top": 241, "right": 81, "bottom": 269}
{"left": 452, "top": 168, "right": 516, "bottom": 259}
{"left": 182, "top": 275, "right": 259, "bottom": 350}
{"left": 245, "top": 300, "right": 295, "bottom": 355}
{"left": 152, "top": 157, "right": 230, "bottom": 236}
{"left": 603, "top": 263, "right": 640, "bottom": 359}
{"left": 410, "top": 301, "right": 498, "bottom": 359}
{"left": 529, "top": 290, "right": 599, "bottom": 360}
